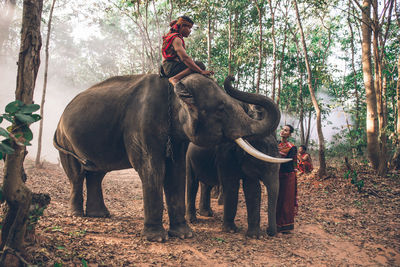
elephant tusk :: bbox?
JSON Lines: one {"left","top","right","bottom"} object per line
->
{"left": 235, "top": 138, "right": 293, "bottom": 164}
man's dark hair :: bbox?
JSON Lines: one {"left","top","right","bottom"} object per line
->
{"left": 285, "top": 124, "right": 294, "bottom": 134}
{"left": 179, "top": 15, "right": 194, "bottom": 25}
{"left": 300, "top": 145, "right": 307, "bottom": 151}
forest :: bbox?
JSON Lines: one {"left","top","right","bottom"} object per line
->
{"left": 0, "top": 0, "right": 399, "bottom": 266}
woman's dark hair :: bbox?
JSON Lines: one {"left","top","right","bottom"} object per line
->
{"left": 285, "top": 124, "right": 294, "bottom": 134}
{"left": 300, "top": 145, "right": 307, "bottom": 151}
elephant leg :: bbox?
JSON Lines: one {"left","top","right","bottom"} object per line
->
{"left": 164, "top": 146, "right": 193, "bottom": 239}
{"left": 221, "top": 177, "right": 240, "bottom": 233}
{"left": 243, "top": 178, "right": 262, "bottom": 239}
{"left": 59, "top": 153, "right": 84, "bottom": 217}
{"left": 262, "top": 170, "right": 279, "bottom": 236}
{"left": 199, "top": 182, "right": 213, "bottom": 217}
{"left": 186, "top": 161, "right": 199, "bottom": 223}
{"left": 85, "top": 171, "right": 110, "bottom": 217}
{"left": 139, "top": 167, "right": 168, "bottom": 242}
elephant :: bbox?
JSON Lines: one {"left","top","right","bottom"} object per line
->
{"left": 186, "top": 103, "right": 282, "bottom": 238}
{"left": 53, "top": 73, "right": 288, "bottom": 242}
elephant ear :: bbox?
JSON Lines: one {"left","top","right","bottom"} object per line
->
{"left": 174, "top": 81, "right": 196, "bottom": 107}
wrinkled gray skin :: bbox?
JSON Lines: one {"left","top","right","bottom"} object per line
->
{"left": 54, "top": 74, "right": 280, "bottom": 242}
{"left": 186, "top": 108, "right": 280, "bottom": 238}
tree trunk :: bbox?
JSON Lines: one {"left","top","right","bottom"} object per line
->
{"left": 268, "top": 0, "right": 277, "bottom": 100}
{"left": 228, "top": 1, "right": 232, "bottom": 76}
{"left": 293, "top": 0, "right": 326, "bottom": 177}
{"left": 348, "top": 0, "right": 361, "bottom": 155}
{"left": 390, "top": 5, "right": 400, "bottom": 169}
{"left": 390, "top": 54, "right": 400, "bottom": 169}
{"left": 35, "top": 0, "right": 56, "bottom": 167}
{"left": 253, "top": 0, "right": 263, "bottom": 94}
{"left": 288, "top": 24, "right": 305, "bottom": 145}
{"left": 1, "top": 0, "right": 43, "bottom": 261}
{"left": 207, "top": 11, "right": 211, "bottom": 68}
{"left": 276, "top": 23, "right": 287, "bottom": 106}
{"left": 360, "top": 0, "right": 380, "bottom": 170}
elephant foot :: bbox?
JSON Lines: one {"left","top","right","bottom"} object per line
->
{"left": 85, "top": 208, "right": 111, "bottom": 218}
{"left": 222, "top": 222, "right": 239, "bottom": 233}
{"left": 168, "top": 222, "right": 194, "bottom": 239}
{"left": 199, "top": 208, "right": 213, "bottom": 217}
{"left": 69, "top": 208, "right": 84, "bottom": 217}
{"left": 186, "top": 213, "right": 198, "bottom": 223}
{"left": 86, "top": 203, "right": 110, "bottom": 217}
{"left": 246, "top": 227, "right": 262, "bottom": 239}
{"left": 267, "top": 226, "right": 277, "bottom": 237}
{"left": 143, "top": 225, "right": 168, "bottom": 242}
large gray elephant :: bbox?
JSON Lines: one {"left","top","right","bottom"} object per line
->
{"left": 53, "top": 74, "right": 287, "bottom": 242}
{"left": 186, "top": 134, "right": 280, "bottom": 238}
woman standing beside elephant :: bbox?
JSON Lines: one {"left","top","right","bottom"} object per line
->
{"left": 276, "top": 124, "right": 298, "bottom": 233}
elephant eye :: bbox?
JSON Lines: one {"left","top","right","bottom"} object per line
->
{"left": 216, "top": 105, "right": 224, "bottom": 114}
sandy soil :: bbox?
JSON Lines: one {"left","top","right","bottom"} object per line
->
{"left": 1, "top": 159, "right": 399, "bottom": 266}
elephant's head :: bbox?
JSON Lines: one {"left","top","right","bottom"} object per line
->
{"left": 174, "top": 74, "right": 290, "bottom": 164}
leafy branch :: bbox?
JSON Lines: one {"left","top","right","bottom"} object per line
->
{"left": 0, "top": 100, "right": 41, "bottom": 160}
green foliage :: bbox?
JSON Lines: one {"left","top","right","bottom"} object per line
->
{"left": 344, "top": 170, "right": 364, "bottom": 192}
{"left": 27, "top": 204, "right": 47, "bottom": 231}
{"left": 0, "top": 100, "right": 41, "bottom": 160}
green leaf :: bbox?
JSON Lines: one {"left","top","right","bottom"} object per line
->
{"left": 0, "top": 152, "right": 3, "bottom": 160}
{"left": 0, "top": 116, "right": 3, "bottom": 123}
{"left": 0, "top": 141, "right": 14, "bottom": 154}
{"left": 3, "top": 114, "right": 14, "bottom": 123}
{"left": 21, "top": 126, "right": 33, "bottom": 141}
{"left": 5, "top": 100, "right": 23, "bottom": 113}
{"left": 20, "top": 104, "right": 40, "bottom": 114}
{"left": 82, "top": 259, "right": 88, "bottom": 267}
{"left": 15, "top": 113, "right": 37, "bottom": 124}
{"left": 0, "top": 127, "right": 10, "bottom": 138}
{"left": 31, "top": 114, "right": 41, "bottom": 122}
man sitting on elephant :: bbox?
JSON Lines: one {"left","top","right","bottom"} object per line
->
{"left": 161, "top": 15, "right": 214, "bottom": 85}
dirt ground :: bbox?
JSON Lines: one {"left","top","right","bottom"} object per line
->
{"left": 1, "top": 158, "right": 400, "bottom": 266}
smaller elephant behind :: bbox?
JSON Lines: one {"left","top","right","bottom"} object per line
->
{"left": 185, "top": 134, "right": 281, "bottom": 238}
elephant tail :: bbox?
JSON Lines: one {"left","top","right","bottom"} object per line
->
{"left": 53, "top": 131, "right": 96, "bottom": 170}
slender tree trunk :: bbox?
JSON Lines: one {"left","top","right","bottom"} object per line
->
{"left": 391, "top": 54, "right": 400, "bottom": 169}
{"left": 390, "top": 4, "right": 400, "bottom": 169}
{"left": 288, "top": 24, "right": 305, "bottom": 145}
{"left": 372, "top": 0, "right": 387, "bottom": 176}
{"left": 276, "top": 24, "right": 287, "bottom": 106}
{"left": 207, "top": 7, "right": 212, "bottom": 68}
{"left": 35, "top": 0, "right": 56, "bottom": 167}
{"left": 253, "top": 0, "right": 263, "bottom": 94}
{"left": 228, "top": 1, "right": 232, "bottom": 76}
{"left": 306, "top": 109, "right": 312, "bottom": 147}
{"left": 348, "top": 0, "right": 361, "bottom": 155}
{"left": 1, "top": 0, "right": 43, "bottom": 261}
{"left": 360, "top": 0, "right": 380, "bottom": 170}
{"left": 293, "top": 0, "right": 326, "bottom": 177}
{"left": 268, "top": 0, "right": 277, "bottom": 100}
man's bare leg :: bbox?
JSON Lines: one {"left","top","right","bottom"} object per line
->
{"left": 169, "top": 68, "right": 193, "bottom": 86}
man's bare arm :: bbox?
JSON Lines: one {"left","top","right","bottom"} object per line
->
{"left": 173, "top": 38, "right": 213, "bottom": 75}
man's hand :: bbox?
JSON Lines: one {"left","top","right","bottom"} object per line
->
{"left": 201, "top": 70, "right": 214, "bottom": 76}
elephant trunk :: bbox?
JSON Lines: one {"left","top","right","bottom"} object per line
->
{"left": 223, "top": 76, "right": 280, "bottom": 138}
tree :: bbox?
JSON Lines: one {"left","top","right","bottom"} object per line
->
{"left": 252, "top": 0, "right": 263, "bottom": 94}
{"left": 356, "top": 0, "right": 395, "bottom": 175}
{"left": 0, "top": 0, "right": 43, "bottom": 264}
{"left": 293, "top": 0, "right": 327, "bottom": 177}
{"left": 35, "top": 0, "right": 56, "bottom": 167}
